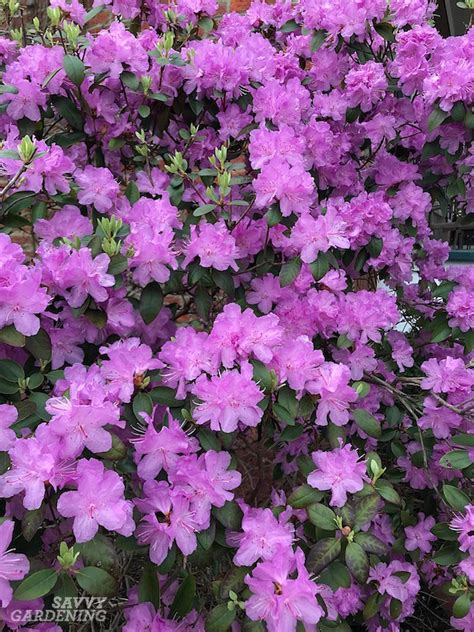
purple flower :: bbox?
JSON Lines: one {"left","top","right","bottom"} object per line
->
{"left": 0, "top": 405, "right": 17, "bottom": 452}
{"left": 0, "top": 520, "right": 29, "bottom": 608}
{"left": 421, "top": 357, "right": 474, "bottom": 394}
{"left": 245, "top": 548, "right": 324, "bottom": 632}
{"left": 307, "top": 444, "right": 368, "bottom": 507}
{"left": 99, "top": 338, "right": 163, "bottom": 403}
{"left": 75, "top": 166, "right": 120, "bottom": 213}
{"left": 192, "top": 362, "right": 264, "bottom": 433}
{"left": 307, "top": 362, "right": 358, "bottom": 427}
{"left": 404, "top": 512, "right": 437, "bottom": 554}
{"left": 57, "top": 459, "right": 134, "bottom": 543}
{"left": 233, "top": 506, "right": 294, "bottom": 566}
{"left": 135, "top": 482, "right": 200, "bottom": 564}
{"left": 183, "top": 222, "right": 241, "bottom": 272}
{"left": 450, "top": 505, "right": 474, "bottom": 553}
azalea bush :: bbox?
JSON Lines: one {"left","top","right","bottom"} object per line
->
{"left": 0, "top": 0, "right": 473, "bottom": 630}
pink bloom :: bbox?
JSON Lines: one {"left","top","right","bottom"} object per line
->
{"left": 0, "top": 405, "right": 17, "bottom": 452}
{"left": 447, "top": 287, "right": 474, "bottom": 332}
{"left": 57, "top": 459, "right": 134, "bottom": 543}
{"left": 183, "top": 222, "right": 241, "bottom": 272}
{"left": 0, "top": 432, "right": 64, "bottom": 510}
{"left": 421, "top": 357, "right": 474, "bottom": 393}
{"left": 345, "top": 61, "right": 388, "bottom": 112}
{"left": 290, "top": 209, "right": 350, "bottom": 264}
{"left": 99, "top": 338, "right": 163, "bottom": 403}
{"left": 254, "top": 159, "right": 315, "bottom": 217}
{"left": 133, "top": 414, "right": 199, "bottom": 481}
{"left": 307, "top": 362, "right": 358, "bottom": 426}
{"left": 233, "top": 507, "right": 294, "bottom": 566}
{"left": 245, "top": 548, "right": 324, "bottom": 632}
{"left": 158, "top": 328, "right": 215, "bottom": 399}
{"left": 135, "top": 482, "right": 200, "bottom": 564}
{"left": 247, "top": 274, "right": 282, "bottom": 314}
{"left": 404, "top": 513, "right": 437, "bottom": 554}
{"left": 308, "top": 444, "right": 368, "bottom": 507}
{"left": 64, "top": 249, "right": 115, "bottom": 308}
{"left": 273, "top": 335, "right": 324, "bottom": 394}
{"left": 192, "top": 362, "right": 264, "bottom": 433}
{"left": 450, "top": 505, "right": 474, "bottom": 553}
{"left": 75, "top": 166, "right": 120, "bottom": 213}
{"left": 369, "top": 560, "right": 420, "bottom": 603}
{"left": 0, "top": 520, "right": 29, "bottom": 608}
{"left": 0, "top": 267, "right": 50, "bottom": 337}
{"left": 418, "top": 396, "right": 462, "bottom": 439}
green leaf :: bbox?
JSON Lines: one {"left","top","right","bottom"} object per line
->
{"left": 451, "top": 102, "right": 466, "bottom": 122}
{"left": 206, "top": 604, "right": 236, "bottom": 631}
{"left": 84, "top": 309, "right": 107, "bottom": 329}
{"left": 368, "top": 237, "right": 383, "bottom": 258}
{"left": 318, "top": 561, "right": 351, "bottom": 590}
{"left": 453, "top": 433, "right": 474, "bottom": 447}
{"left": 213, "top": 501, "right": 243, "bottom": 530}
{"left": 133, "top": 392, "right": 153, "bottom": 419}
{"left": 51, "top": 95, "right": 84, "bottom": 130}
{"left": 354, "top": 532, "right": 387, "bottom": 556}
{"left": 288, "top": 484, "right": 324, "bottom": 509}
{"left": 121, "top": 71, "right": 140, "bottom": 91}
{"left": 138, "top": 562, "right": 160, "bottom": 609}
{"left": 439, "top": 450, "right": 472, "bottom": 470}
{"left": 21, "top": 506, "right": 44, "bottom": 542}
{"left": 306, "top": 503, "right": 337, "bottom": 531}
{"left": 374, "top": 479, "right": 401, "bottom": 505}
{"left": 195, "top": 286, "right": 211, "bottom": 320}
{"left": 280, "top": 19, "right": 299, "bottom": 33}
{"left": 428, "top": 106, "right": 449, "bottom": 133}
{"left": 431, "top": 522, "right": 458, "bottom": 541}
{"left": 76, "top": 567, "right": 118, "bottom": 596}
{"left": 307, "top": 538, "right": 341, "bottom": 574}
{"left": 125, "top": 181, "right": 140, "bottom": 204}
{"left": 0, "top": 377, "right": 19, "bottom": 394}
{"left": 354, "top": 493, "right": 380, "bottom": 529}
{"left": 25, "top": 328, "right": 52, "bottom": 362}
{"left": 14, "top": 569, "right": 58, "bottom": 601}
{"left": 198, "top": 16, "right": 214, "bottom": 32}
{"left": 363, "top": 592, "right": 381, "bottom": 620}
{"left": 265, "top": 205, "right": 282, "bottom": 227}
{"left": 374, "top": 21, "right": 395, "bottom": 42}
{"left": 108, "top": 254, "right": 128, "bottom": 275}
{"left": 140, "top": 282, "right": 164, "bottom": 325}
{"left": 353, "top": 408, "right": 381, "bottom": 439}
{"left": 0, "top": 358, "right": 24, "bottom": 382}
{"left": 310, "top": 29, "right": 327, "bottom": 52}
{"left": 0, "top": 325, "right": 25, "bottom": 347}
{"left": 213, "top": 270, "right": 235, "bottom": 297}
{"left": 149, "top": 92, "right": 168, "bottom": 102}
{"left": 149, "top": 386, "right": 181, "bottom": 406}
{"left": 170, "top": 573, "right": 196, "bottom": 618}
{"left": 250, "top": 359, "right": 273, "bottom": 392}
{"left": 309, "top": 253, "right": 329, "bottom": 281}
{"left": 193, "top": 203, "right": 216, "bottom": 217}
{"left": 77, "top": 534, "right": 119, "bottom": 573}
{"left": 433, "top": 543, "right": 465, "bottom": 566}
{"left": 279, "top": 257, "right": 301, "bottom": 287}
{"left": 442, "top": 484, "right": 470, "bottom": 512}
{"left": 0, "top": 84, "right": 18, "bottom": 94}
{"left": 345, "top": 542, "right": 369, "bottom": 583}
{"left": 453, "top": 593, "right": 471, "bottom": 618}
{"left": 197, "top": 428, "right": 221, "bottom": 452}
{"left": 197, "top": 522, "right": 216, "bottom": 550}
{"left": 64, "top": 55, "right": 85, "bottom": 86}
{"left": 390, "top": 598, "right": 403, "bottom": 620}
{"left": 138, "top": 105, "right": 151, "bottom": 118}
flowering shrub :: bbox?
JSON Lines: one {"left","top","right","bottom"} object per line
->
{"left": 0, "top": 0, "right": 473, "bottom": 630}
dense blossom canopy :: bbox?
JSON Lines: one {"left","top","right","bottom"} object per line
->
{"left": 0, "top": 0, "right": 473, "bottom": 630}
